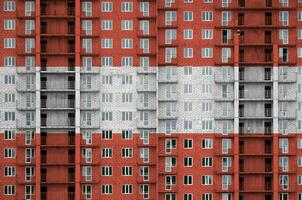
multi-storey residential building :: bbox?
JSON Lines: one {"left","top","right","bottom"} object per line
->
{"left": 1, "top": 0, "right": 302, "bottom": 200}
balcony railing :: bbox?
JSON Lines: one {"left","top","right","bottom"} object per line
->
{"left": 41, "top": 118, "right": 75, "bottom": 127}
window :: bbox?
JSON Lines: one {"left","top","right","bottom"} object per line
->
{"left": 4, "top": 112, "right": 15, "bottom": 121}
{"left": 122, "top": 130, "right": 133, "bottom": 140}
{"left": 121, "top": 57, "right": 133, "bottom": 67}
{"left": 101, "top": 57, "right": 113, "bottom": 67}
{"left": 122, "top": 112, "right": 133, "bottom": 121}
{"left": 4, "top": 57, "right": 15, "bottom": 67}
{"left": 184, "top": 120, "right": 192, "bottom": 130}
{"left": 101, "top": 148, "right": 113, "bottom": 158}
{"left": 102, "top": 184, "right": 113, "bottom": 194}
{"left": 184, "top": 157, "right": 193, "bottom": 167}
{"left": 222, "top": 139, "right": 232, "bottom": 154}
{"left": 184, "top": 48, "right": 193, "bottom": 58}
{"left": 101, "top": 93, "right": 113, "bottom": 103}
{"left": 184, "top": 139, "right": 193, "bottom": 149}
{"left": 82, "top": 1, "right": 92, "bottom": 16}
{"left": 102, "top": 75, "right": 112, "bottom": 85}
{"left": 140, "top": 20, "right": 150, "bottom": 35}
{"left": 299, "top": 11, "right": 302, "bottom": 21}
{"left": 121, "top": 38, "right": 133, "bottom": 49}
{"left": 4, "top": 38, "right": 15, "bottom": 48}
{"left": 279, "top": 138, "right": 288, "bottom": 153}
{"left": 4, "top": 130, "right": 15, "bottom": 140}
{"left": 101, "top": 2, "right": 113, "bottom": 12}
{"left": 4, "top": 148, "right": 15, "bottom": 158}
{"left": 279, "top": 29, "right": 288, "bottom": 44}
{"left": 140, "top": 2, "right": 149, "bottom": 16}
{"left": 25, "top": 38, "right": 35, "bottom": 53}
{"left": 82, "top": 166, "right": 92, "bottom": 181}
{"left": 221, "top": 48, "right": 231, "bottom": 63}
{"left": 4, "top": 185, "right": 15, "bottom": 195}
{"left": 165, "top": 175, "right": 177, "bottom": 189}
{"left": 4, "top": 1, "right": 15, "bottom": 11}
{"left": 184, "top": 11, "right": 193, "bottom": 21}
{"left": 121, "top": 166, "right": 133, "bottom": 176}
{"left": 279, "top": 11, "right": 289, "bottom": 25}
{"left": 4, "top": 166, "right": 15, "bottom": 177}
{"left": 298, "top": 138, "right": 302, "bottom": 149}
{"left": 121, "top": 2, "right": 133, "bottom": 12}
{"left": 121, "top": 184, "right": 132, "bottom": 194}
{"left": 202, "top": 120, "right": 213, "bottom": 131}
{"left": 101, "top": 166, "right": 112, "bottom": 176}
{"left": 298, "top": 175, "right": 302, "bottom": 185}
{"left": 201, "top": 175, "right": 213, "bottom": 185}
{"left": 298, "top": 157, "right": 302, "bottom": 167}
{"left": 279, "top": 175, "right": 289, "bottom": 190}
{"left": 122, "top": 93, "right": 132, "bottom": 103}
{"left": 202, "top": 29, "right": 213, "bottom": 39}
{"left": 202, "top": 48, "right": 213, "bottom": 58}
{"left": 184, "top": 29, "right": 193, "bottom": 39}
{"left": 201, "top": 102, "right": 212, "bottom": 112}
{"left": 184, "top": 102, "right": 193, "bottom": 111}
{"left": 122, "top": 75, "right": 132, "bottom": 84}
{"left": 222, "top": 157, "right": 232, "bottom": 172}
{"left": 139, "top": 39, "right": 149, "bottom": 53}
{"left": 201, "top": 193, "right": 213, "bottom": 200}
{"left": 101, "top": 20, "right": 113, "bottom": 30}
{"left": 222, "top": 11, "right": 231, "bottom": 26}
{"left": 184, "top": 84, "right": 193, "bottom": 93}
{"left": 82, "top": 185, "right": 92, "bottom": 199}
{"left": 202, "top": 139, "right": 213, "bottom": 149}
{"left": 184, "top": 67, "right": 192, "bottom": 75}
{"left": 101, "top": 39, "right": 113, "bottom": 48}
{"left": 121, "top": 20, "right": 133, "bottom": 30}
{"left": 101, "top": 112, "right": 112, "bottom": 121}
{"left": 184, "top": 194, "right": 193, "bottom": 200}
{"left": 140, "top": 166, "right": 149, "bottom": 181}
{"left": 202, "top": 67, "right": 213, "bottom": 75}
{"left": 24, "top": 166, "right": 34, "bottom": 182}
{"left": 25, "top": 1, "right": 35, "bottom": 16}
{"left": 82, "top": 39, "right": 92, "bottom": 53}
{"left": 4, "top": 19, "right": 15, "bottom": 30}
{"left": 102, "top": 130, "right": 112, "bottom": 140}
{"left": 202, "top": 11, "right": 213, "bottom": 21}
{"left": 298, "top": 29, "right": 302, "bottom": 40}
{"left": 165, "top": 11, "right": 177, "bottom": 25}
{"left": 202, "top": 157, "right": 213, "bottom": 167}
{"left": 121, "top": 148, "right": 133, "bottom": 158}
{"left": 184, "top": 175, "right": 193, "bottom": 185}
{"left": 222, "top": 175, "right": 232, "bottom": 190}
{"left": 25, "top": 20, "right": 35, "bottom": 35}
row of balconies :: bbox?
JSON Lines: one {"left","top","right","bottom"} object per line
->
{"left": 217, "top": 0, "right": 294, "bottom": 9}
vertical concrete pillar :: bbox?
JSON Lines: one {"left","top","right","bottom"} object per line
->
{"left": 272, "top": 45, "right": 279, "bottom": 200}
{"left": 233, "top": 31, "right": 240, "bottom": 200}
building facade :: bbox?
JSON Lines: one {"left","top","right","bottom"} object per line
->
{"left": 1, "top": 0, "right": 302, "bottom": 200}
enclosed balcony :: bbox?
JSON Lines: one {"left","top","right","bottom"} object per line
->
{"left": 41, "top": 76, "right": 75, "bottom": 91}
{"left": 41, "top": 112, "right": 75, "bottom": 128}
{"left": 41, "top": 94, "right": 75, "bottom": 109}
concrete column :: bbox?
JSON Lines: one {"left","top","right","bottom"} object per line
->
{"left": 233, "top": 31, "right": 240, "bottom": 200}
{"left": 75, "top": 0, "right": 81, "bottom": 199}
{"left": 272, "top": 45, "right": 279, "bottom": 200}
{"left": 35, "top": 69, "right": 41, "bottom": 200}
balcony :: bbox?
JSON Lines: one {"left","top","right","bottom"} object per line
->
{"left": 137, "top": 84, "right": 157, "bottom": 92}
{"left": 41, "top": 81, "right": 75, "bottom": 91}
{"left": 158, "top": 74, "right": 178, "bottom": 83}
{"left": 41, "top": 99, "right": 75, "bottom": 110}
{"left": 41, "top": 117, "right": 75, "bottom": 128}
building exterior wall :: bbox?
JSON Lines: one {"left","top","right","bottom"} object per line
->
{"left": 1, "top": 0, "right": 302, "bottom": 200}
